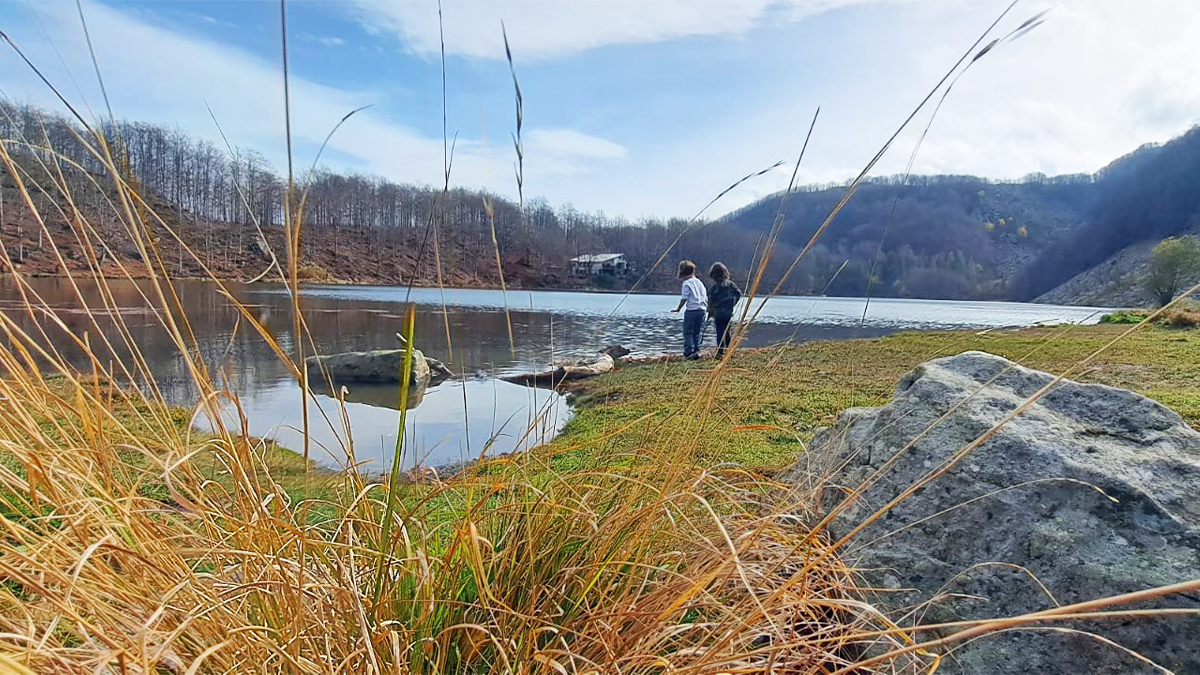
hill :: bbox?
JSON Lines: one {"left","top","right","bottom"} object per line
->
{"left": 0, "top": 98, "right": 773, "bottom": 293}
{"left": 0, "top": 100, "right": 575, "bottom": 289}
{"left": 717, "top": 175, "right": 1093, "bottom": 300}
{"left": 3, "top": 96, "right": 1198, "bottom": 303}
{"left": 1012, "top": 125, "right": 1200, "bottom": 305}
{"left": 1033, "top": 218, "right": 1200, "bottom": 308}
{"left": 716, "top": 124, "right": 1200, "bottom": 305}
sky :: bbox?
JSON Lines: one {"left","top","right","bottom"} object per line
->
{"left": 1, "top": 0, "right": 1198, "bottom": 219}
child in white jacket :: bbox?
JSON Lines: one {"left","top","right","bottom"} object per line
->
{"left": 671, "top": 260, "right": 708, "bottom": 360}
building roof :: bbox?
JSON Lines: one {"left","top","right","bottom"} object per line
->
{"left": 570, "top": 253, "right": 626, "bottom": 263}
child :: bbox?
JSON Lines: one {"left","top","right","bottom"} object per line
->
{"left": 707, "top": 262, "right": 742, "bottom": 358}
{"left": 671, "top": 260, "right": 708, "bottom": 360}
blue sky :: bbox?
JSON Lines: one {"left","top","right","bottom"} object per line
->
{"left": 1, "top": 0, "right": 1198, "bottom": 218}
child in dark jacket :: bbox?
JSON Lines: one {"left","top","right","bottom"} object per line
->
{"left": 707, "top": 262, "right": 742, "bottom": 358}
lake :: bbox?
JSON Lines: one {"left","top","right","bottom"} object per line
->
{"left": 0, "top": 277, "right": 1108, "bottom": 471}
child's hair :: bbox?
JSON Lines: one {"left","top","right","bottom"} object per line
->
{"left": 709, "top": 262, "right": 730, "bottom": 282}
{"left": 677, "top": 260, "right": 696, "bottom": 278}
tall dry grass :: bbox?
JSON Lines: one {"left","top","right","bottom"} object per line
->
{"left": 1, "top": 2, "right": 1198, "bottom": 673}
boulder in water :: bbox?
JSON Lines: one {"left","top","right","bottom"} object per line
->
{"left": 788, "top": 351, "right": 1200, "bottom": 674}
{"left": 305, "top": 348, "right": 432, "bottom": 391}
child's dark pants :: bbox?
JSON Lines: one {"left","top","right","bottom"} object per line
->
{"left": 713, "top": 312, "right": 734, "bottom": 356}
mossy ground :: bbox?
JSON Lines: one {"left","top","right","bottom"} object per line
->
{"left": 530, "top": 324, "right": 1200, "bottom": 476}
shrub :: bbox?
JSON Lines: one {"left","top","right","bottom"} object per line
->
{"left": 1146, "top": 236, "right": 1200, "bottom": 307}
{"left": 1099, "top": 310, "right": 1150, "bottom": 324}
{"left": 296, "top": 261, "right": 334, "bottom": 282}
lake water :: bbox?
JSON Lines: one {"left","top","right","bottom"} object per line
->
{"left": 0, "top": 278, "right": 1108, "bottom": 471}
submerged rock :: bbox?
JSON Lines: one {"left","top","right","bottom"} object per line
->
{"left": 789, "top": 351, "right": 1200, "bottom": 674}
{"left": 304, "top": 346, "right": 456, "bottom": 409}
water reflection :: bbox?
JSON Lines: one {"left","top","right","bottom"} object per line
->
{"left": 210, "top": 378, "right": 569, "bottom": 472}
{"left": 0, "top": 277, "right": 1107, "bottom": 471}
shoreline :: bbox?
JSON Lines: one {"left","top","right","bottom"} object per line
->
{"left": 7, "top": 271, "right": 1128, "bottom": 308}
{"left": 11, "top": 270, "right": 662, "bottom": 297}
{"left": 21, "top": 321, "right": 1200, "bottom": 509}
{"left": 436, "top": 323, "right": 1200, "bottom": 479}
{"left": 303, "top": 323, "right": 1200, "bottom": 482}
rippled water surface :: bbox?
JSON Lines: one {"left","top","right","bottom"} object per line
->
{"left": 1, "top": 278, "right": 1107, "bottom": 471}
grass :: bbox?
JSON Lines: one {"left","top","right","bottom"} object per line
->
{"left": 12, "top": 322, "right": 1198, "bottom": 516}
{"left": 1099, "top": 309, "right": 1151, "bottom": 325}
{"left": 536, "top": 324, "right": 1200, "bottom": 478}
{"left": 0, "top": 376, "right": 338, "bottom": 522}
{"left": 0, "top": 350, "right": 901, "bottom": 672}
{"left": 5, "top": 320, "right": 1196, "bottom": 672}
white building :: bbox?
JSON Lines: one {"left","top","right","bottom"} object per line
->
{"left": 570, "top": 253, "right": 630, "bottom": 278}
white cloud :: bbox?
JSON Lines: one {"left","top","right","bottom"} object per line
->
{"left": 0, "top": 1, "right": 623, "bottom": 203}
{"left": 895, "top": 0, "right": 1200, "bottom": 181}
{"left": 352, "top": 0, "right": 768, "bottom": 61}
{"left": 525, "top": 129, "right": 626, "bottom": 161}
{"left": 349, "top": 0, "right": 959, "bottom": 62}
{"left": 567, "top": 0, "right": 1200, "bottom": 216}
{"left": 299, "top": 33, "right": 348, "bottom": 47}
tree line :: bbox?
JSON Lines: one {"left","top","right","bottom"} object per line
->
{"left": 4, "top": 96, "right": 1197, "bottom": 301}
{"left": 0, "top": 98, "right": 807, "bottom": 291}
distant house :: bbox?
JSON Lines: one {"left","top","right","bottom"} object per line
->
{"left": 570, "top": 253, "right": 630, "bottom": 278}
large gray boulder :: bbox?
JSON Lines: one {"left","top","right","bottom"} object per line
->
{"left": 791, "top": 351, "right": 1200, "bottom": 674}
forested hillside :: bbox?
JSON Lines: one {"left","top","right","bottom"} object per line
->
{"left": 717, "top": 175, "right": 1093, "bottom": 299}
{"left": 2, "top": 97, "right": 1197, "bottom": 302}
{"left": 1009, "top": 125, "right": 1200, "bottom": 301}
{"left": 0, "top": 99, "right": 781, "bottom": 292}
{"left": 710, "top": 125, "right": 1200, "bottom": 303}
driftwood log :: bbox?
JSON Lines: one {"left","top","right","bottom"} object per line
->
{"left": 502, "top": 345, "right": 630, "bottom": 388}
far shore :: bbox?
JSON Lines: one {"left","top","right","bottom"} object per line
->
{"left": 10, "top": 270, "right": 1124, "bottom": 308}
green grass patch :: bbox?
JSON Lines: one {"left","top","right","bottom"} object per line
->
{"left": 1100, "top": 310, "right": 1151, "bottom": 324}
{"left": 531, "top": 324, "right": 1200, "bottom": 477}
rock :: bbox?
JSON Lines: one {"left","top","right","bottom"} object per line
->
{"left": 251, "top": 233, "right": 273, "bottom": 262}
{"left": 789, "top": 351, "right": 1200, "bottom": 674}
{"left": 305, "top": 348, "right": 431, "bottom": 390}
{"left": 306, "top": 349, "right": 434, "bottom": 409}
{"left": 600, "top": 345, "right": 632, "bottom": 360}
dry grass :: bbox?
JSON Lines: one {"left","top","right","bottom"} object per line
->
{"left": 295, "top": 261, "right": 337, "bottom": 283}
{"left": 1101, "top": 300, "right": 1200, "bottom": 329}
{"left": 0, "top": 367, "right": 902, "bottom": 673}
{"left": 0, "top": 80, "right": 917, "bottom": 675}
{"left": 1162, "top": 300, "right": 1200, "bottom": 329}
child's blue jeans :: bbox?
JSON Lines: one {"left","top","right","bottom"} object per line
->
{"left": 683, "top": 309, "right": 705, "bottom": 358}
